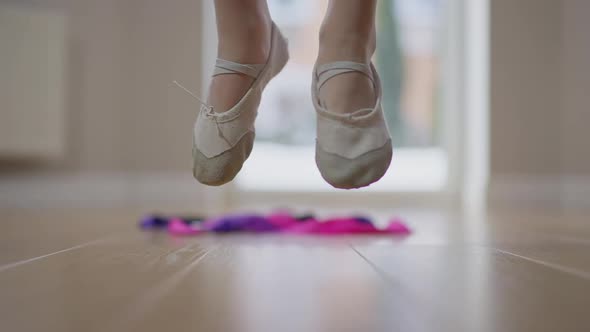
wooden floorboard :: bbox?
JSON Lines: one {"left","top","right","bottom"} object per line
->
{"left": 0, "top": 209, "right": 589, "bottom": 332}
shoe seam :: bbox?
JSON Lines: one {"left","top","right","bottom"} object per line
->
{"left": 194, "top": 130, "right": 255, "bottom": 159}
{"left": 316, "top": 138, "right": 392, "bottom": 160}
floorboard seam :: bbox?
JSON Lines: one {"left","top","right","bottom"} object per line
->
{"left": 0, "top": 236, "right": 114, "bottom": 273}
{"left": 102, "top": 244, "right": 217, "bottom": 331}
{"left": 493, "top": 248, "right": 590, "bottom": 280}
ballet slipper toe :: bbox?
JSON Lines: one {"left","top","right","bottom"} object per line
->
{"left": 193, "top": 132, "right": 255, "bottom": 186}
{"left": 316, "top": 139, "right": 392, "bottom": 189}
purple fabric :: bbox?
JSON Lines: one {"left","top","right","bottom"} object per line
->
{"left": 204, "top": 214, "right": 278, "bottom": 233}
{"left": 139, "top": 215, "right": 169, "bottom": 229}
{"left": 140, "top": 215, "right": 205, "bottom": 229}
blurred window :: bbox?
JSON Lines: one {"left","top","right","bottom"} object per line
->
{"left": 238, "top": 0, "right": 448, "bottom": 191}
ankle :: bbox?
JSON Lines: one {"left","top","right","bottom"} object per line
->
{"left": 217, "top": 17, "right": 272, "bottom": 63}
{"left": 318, "top": 26, "right": 376, "bottom": 63}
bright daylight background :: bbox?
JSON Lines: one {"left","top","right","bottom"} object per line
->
{"left": 237, "top": 0, "right": 448, "bottom": 192}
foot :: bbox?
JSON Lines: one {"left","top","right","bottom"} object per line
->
{"left": 192, "top": 22, "right": 289, "bottom": 186}
{"left": 315, "top": 29, "right": 376, "bottom": 114}
{"left": 312, "top": 28, "right": 391, "bottom": 190}
{"left": 208, "top": 19, "right": 272, "bottom": 113}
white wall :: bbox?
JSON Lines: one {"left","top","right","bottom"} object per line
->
{"left": 561, "top": 0, "right": 590, "bottom": 176}
{"left": 0, "top": 0, "right": 204, "bottom": 173}
{"left": 489, "top": 0, "right": 590, "bottom": 208}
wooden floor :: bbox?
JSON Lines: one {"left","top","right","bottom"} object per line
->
{"left": 1, "top": 208, "right": 589, "bottom": 332}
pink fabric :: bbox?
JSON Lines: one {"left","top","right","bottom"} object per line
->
{"left": 266, "top": 212, "right": 299, "bottom": 228}
{"left": 165, "top": 213, "right": 411, "bottom": 236}
{"left": 385, "top": 218, "right": 411, "bottom": 234}
{"left": 168, "top": 219, "right": 201, "bottom": 236}
{"left": 285, "top": 218, "right": 409, "bottom": 235}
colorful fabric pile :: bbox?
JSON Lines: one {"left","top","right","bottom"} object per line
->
{"left": 140, "top": 212, "right": 411, "bottom": 236}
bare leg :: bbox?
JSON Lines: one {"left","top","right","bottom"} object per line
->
{"left": 317, "top": 0, "right": 377, "bottom": 114}
{"left": 209, "top": 0, "right": 272, "bottom": 113}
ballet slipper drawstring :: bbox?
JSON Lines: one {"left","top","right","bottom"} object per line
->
{"left": 172, "top": 80, "right": 232, "bottom": 147}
